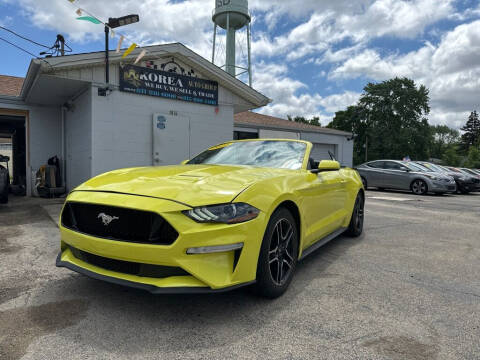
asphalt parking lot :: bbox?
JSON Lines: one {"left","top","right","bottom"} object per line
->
{"left": 1, "top": 191, "right": 479, "bottom": 360}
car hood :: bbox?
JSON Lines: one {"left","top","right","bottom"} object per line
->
{"left": 75, "top": 164, "right": 290, "bottom": 207}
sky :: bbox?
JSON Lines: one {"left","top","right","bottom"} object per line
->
{"left": 0, "top": 0, "right": 479, "bottom": 128}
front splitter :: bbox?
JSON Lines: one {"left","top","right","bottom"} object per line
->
{"left": 55, "top": 252, "right": 255, "bottom": 294}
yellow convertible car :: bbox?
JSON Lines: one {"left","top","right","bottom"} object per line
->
{"left": 57, "top": 139, "right": 364, "bottom": 298}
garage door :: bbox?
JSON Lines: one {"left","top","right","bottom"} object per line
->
{"left": 310, "top": 143, "right": 336, "bottom": 161}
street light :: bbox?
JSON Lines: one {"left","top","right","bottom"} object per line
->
{"left": 104, "top": 15, "right": 139, "bottom": 85}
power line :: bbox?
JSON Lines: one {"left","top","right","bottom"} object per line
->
{"left": 0, "top": 25, "right": 51, "bottom": 49}
{"left": 0, "top": 36, "right": 40, "bottom": 58}
{"left": 0, "top": 36, "right": 54, "bottom": 70}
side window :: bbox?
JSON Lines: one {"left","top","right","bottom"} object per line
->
{"left": 384, "top": 162, "right": 402, "bottom": 170}
{"left": 368, "top": 161, "right": 385, "bottom": 169}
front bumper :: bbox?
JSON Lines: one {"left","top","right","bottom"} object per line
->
{"left": 57, "top": 191, "right": 267, "bottom": 293}
{"left": 456, "top": 181, "right": 476, "bottom": 192}
{"left": 428, "top": 179, "right": 457, "bottom": 193}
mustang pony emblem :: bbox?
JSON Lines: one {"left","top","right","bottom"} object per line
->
{"left": 97, "top": 213, "right": 119, "bottom": 226}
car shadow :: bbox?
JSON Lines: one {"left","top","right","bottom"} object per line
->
{"left": 367, "top": 188, "right": 458, "bottom": 197}
{"left": 36, "top": 233, "right": 364, "bottom": 355}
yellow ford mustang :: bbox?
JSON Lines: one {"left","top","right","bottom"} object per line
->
{"left": 57, "top": 139, "right": 364, "bottom": 298}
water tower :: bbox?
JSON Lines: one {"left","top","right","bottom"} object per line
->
{"left": 212, "top": 0, "right": 252, "bottom": 86}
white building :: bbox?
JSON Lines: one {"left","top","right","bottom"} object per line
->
{"left": 0, "top": 43, "right": 353, "bottom": 197}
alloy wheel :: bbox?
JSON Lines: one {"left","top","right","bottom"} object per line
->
{"left": 268, "top": 218, "right": 295, "bottom": 286}
{"left": 412, "top": 180, "right": 427, "bottom": 195}
{"left": 352, "top": 195, "right": 364, "bottom": 233}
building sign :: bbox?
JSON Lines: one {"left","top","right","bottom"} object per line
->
{"left": 119, "top": 64, "right": 218, "bottom": 106}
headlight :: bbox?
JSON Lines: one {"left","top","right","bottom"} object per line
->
{"left": 424, "top": 174, "right": 439, "bottom": 180}
{"left": 183, "top": 203, "right": 260, "bottom": 224}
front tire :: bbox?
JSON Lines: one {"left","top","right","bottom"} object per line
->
{"left": 411, "top": 179, "right": 428, "bottom": 195}
{"left": 255, "top": 208, "right": 299, "bottom": 299}
{"left": 346, "top": 192, "right": 364, "bottom": 237}
{"left": 361, "top": 177, "right": 368, "bottom": 189}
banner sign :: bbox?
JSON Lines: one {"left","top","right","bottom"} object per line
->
{"left": 119, "top": 64, "right": 219, "bottom": 106}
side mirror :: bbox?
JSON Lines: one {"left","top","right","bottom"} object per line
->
{"left": 311, "top": 160, "right": 340, "bottom": 173}
{"left": 181, "top": 160, "right": 189, "bottom": 165}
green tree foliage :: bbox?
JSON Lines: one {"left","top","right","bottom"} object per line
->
{"left": 327, "top": 106, "right": 366, "bottom": 164}
{"left": 442, "top": 146, "right": 462, "bottom": 167}
{"left": 460, "top": 111, "right": 480, "bottom": 152}
{"left": 430, "top": 125, "right": 460, "bottom": 160}
{"left": 287, "top": 115, "right": 321, "bottom": 127}
{"left": 328, "top": 77, "right": 431, "bottom": 164}
{"left": 464, "top": 146, "right": 480, "bottom": 168}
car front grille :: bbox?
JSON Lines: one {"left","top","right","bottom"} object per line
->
{"left": 69, "top": 246, "right": 189, "bottom": 278}
{"left": 62, "top": 202, "right": 179, "bottom": 245}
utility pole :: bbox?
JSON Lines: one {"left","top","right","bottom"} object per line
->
{"left": 104, "top": 15, "right": 140, "bottom": 87}
{"left": 105, "top": 25, "right": 110, "bottom": 84}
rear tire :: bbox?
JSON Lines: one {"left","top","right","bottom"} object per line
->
{"left": 254, "top": 208, "right": 299, "bottom": 299}
{"left": 346, "top": 193, "right": 364, "bottom": 237}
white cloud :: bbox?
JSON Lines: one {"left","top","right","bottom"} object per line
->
{"left": 0, "top": 15, "right": 13, "bottom": 26}
{"left": 253, "top": 62, "right": 359, "bottom": 123}
{"left": 251, "top": 0, "right": 455, "bottom": 61}
{"left": 3, "top": 0, "right": 477, "bottom": 128}
{"left": 329, "top": 20, "right": 480, "bottom": 127}
{"left": 9, "top": 0, "right": 214, "bottom": 55}
{"left": 318, "top": 92, "right": 361, "bottom": 114}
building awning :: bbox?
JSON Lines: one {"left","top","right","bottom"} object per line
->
{"left": 25, "top": 75, "right": 90, "bottom": 106}
{"left": 16, "top": 43, "right": 270, "bottom": 112}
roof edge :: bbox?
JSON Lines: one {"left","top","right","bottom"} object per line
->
{"left": 234, "top": 121, "right": 352, "bottom": 137}
{"left": 32, "top": 43, "right": 271, "bottom": 109}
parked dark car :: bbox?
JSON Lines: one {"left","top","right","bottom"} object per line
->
{"left": 415, "top": 162, "right": 477, "bottom": 194}
{"left": 356, "top": 160, "right": 456, "bottom": 195}
{"left": 448, "top": 167, "right": 480, "bottom": 191}
{"left": 0, "top": 155, "right": 10, "bottom": 204}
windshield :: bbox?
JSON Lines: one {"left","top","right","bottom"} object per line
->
{"left": 404, "top": 162, "right": 428, "bottom": 172}
{"left": 188, "top": 140, "right": 307, "bottom": 170}
{"left": 420, "top": 162, "right": 446, "bottom": 173}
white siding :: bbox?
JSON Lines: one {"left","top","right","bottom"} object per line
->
{"left": 310, "top": 143, "right": 337, "bottom": 162}
{"left": 259, "top": 129, "right": 300, "bottom": 140}
{"left": 300, "top": 132, "right": 353, "bottom": 167}
{"left": 91, "top": 85, "right": 234, "bottom": 177}
{"left": 65, "top": 88, "right": 92, "bottom": 190}
{"left": 0, "top": 102, "right": 62, "bottom": 195}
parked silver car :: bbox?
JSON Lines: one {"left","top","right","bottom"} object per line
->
{"left": 356, "top": 160, "right": 456, "bottom": 195}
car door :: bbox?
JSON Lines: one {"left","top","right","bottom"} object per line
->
{"left": 361, "top": 161, "right": 386, "bottom": 187}
{"left": 300, "top": 169, "right": 347, "bottom": 249}
{"left": 381, "top": 161, "right": 411, "bottom": 190}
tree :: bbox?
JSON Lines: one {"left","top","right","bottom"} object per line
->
{"left": 327, "top": 106, "right": 366, "bottom": 164}
{"left": 430, "top": 125, "right": 460, "bottom": 160}
{"left": 464, "top": 147, "right": 480, "bottom": 168}
{"left": 442, "top": 146, "right": 461, "bottom": 166}
{"left": 328, "top": 77, "right": 432, "bottom": 164}
{"left": 287, "top": 115, "right": 321, "bottom": 127}
{"left": 460, "top": 111, "right": 480, "bottom": 152}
